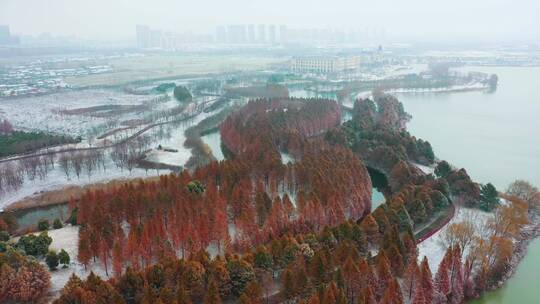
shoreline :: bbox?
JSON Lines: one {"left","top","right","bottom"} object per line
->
{"left": 2, "top": 176, "right": 161, "bottom": 212}
{"left": 485, "top": 214, "right": 540, "bottom": 292}
{"left": 390, "top": 85, "right": 490, "bottom": 95}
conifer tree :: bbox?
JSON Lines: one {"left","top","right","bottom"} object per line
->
{"left": 358, "top": 286, "right": 377, "bottom": 304}
{"left": 376, "top": 251, "right": 393, "bottom": 299}
{"left": 241, "top": 281, "right": 263, "bottom": 304}
{"left": 360, "top": 214, "right": 380, "bottom": 246}
{"left": 176, "top": 285, "right": 192, "bottom": 304}
{"left": 342, "top": 256, "right": 360, "bottom": 303}
{"left": 204, "top": 279, "right": 222, "bottom": 304}
{"left": 58, "top": 249, "right": 70, "bottom": 268}
{"left": 358, "top": 258, "right": 377, "bottom": 289}
{"left": 420, "top": 257, "right": 434, "bottom": 304}
{"left": 412, "top": 281, "right": 427, "bottom": 304}
{"left": 403, "top": 258, "right": 420, "bottom": 301}
{"left": 282, "top": 268, "right": 296, "bottom": 301}
{"left": 380, "top": 278, "right": 403, "bottom": 304}
{"left": 388, "top": 245, "right": 404, "bottom": 276}
{"left": 435, "top": 253, "right": 450, "bottom": 297}
{"left": 295, "top": 263, "right": 309, "bottom": 297}
{"left": 116, "top": 267, "right": 145, "bottom": 304}
{"left": 307, "top": 293, "right": 321, "bottom": 304}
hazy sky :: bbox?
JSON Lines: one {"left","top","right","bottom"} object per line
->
{"left": 1, "top": 0, "right": 539, "bottom": 42}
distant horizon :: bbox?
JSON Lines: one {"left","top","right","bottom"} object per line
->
{"left": 1, "top": 25, "right": 539, "bottom": 49}
{"left": 1, "top": 0, "right": 539, "bottom": 45}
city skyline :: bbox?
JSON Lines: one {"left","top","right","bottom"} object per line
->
{"left": 135, "top": 23, "right": 389, "bottom": 49}
{"left": 1, "top": 0, "right": 540, "bottom": 44}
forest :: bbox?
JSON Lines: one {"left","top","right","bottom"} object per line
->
{"left": 0, "top": 96, "right": 532, "bottom": 304}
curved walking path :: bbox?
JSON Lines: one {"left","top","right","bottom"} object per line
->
{"left": 415, "top": 203, "right": 456, "bottom": 243}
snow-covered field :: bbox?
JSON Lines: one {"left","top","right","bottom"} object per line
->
{"left": 0, "top": 100, "right": 215, "bottom": 209}
{"left": 144, "top": 126, "right": 193, "bottom": 167}
{"left": 0, "top": 90, "right": 151, "bottom": 137}
{"left": 45, "top": 226, "right": 109, "bottom": 296}
{"left": 0, "top": 154, "right": 166, "bottom": 210}
{"left": 143, "top": 111, "right": 213, "bottom": 167}
{"left": 201, "top": 132, "right": 225, "bottom": 161}
{"left": 418, "top": 206, "right": 493, "bottom": 271}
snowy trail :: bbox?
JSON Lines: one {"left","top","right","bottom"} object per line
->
{"left": 417, "top": 206, "right": 493, "bottom": 271}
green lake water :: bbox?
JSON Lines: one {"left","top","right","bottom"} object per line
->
{"left": 399, "top": 66, "right": 540, "bottom": 303}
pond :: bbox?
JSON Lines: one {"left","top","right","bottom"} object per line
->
{"left": 9, "top": 203, "right": 70, "bottom": 232}
{"left": 367, "top": 166, "right": 388, "bottom": 209}
{"left": 371, "top": 188, "right": 385, "bottom": 209}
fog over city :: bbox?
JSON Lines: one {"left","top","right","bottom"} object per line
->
{"left": 1, "top": 0, "right": 540, "bottom": 43}
{"left": 1, "top": 0, "right": 540, "bottom": 304}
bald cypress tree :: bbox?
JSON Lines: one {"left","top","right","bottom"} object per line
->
{"left": 282, "top": 268, "right": 296, "bottom": 301}
{"left": 204, "top": 279, "right": 222, "bottom": 304}
{"left": 358, "top": 286, "right": 377, "bottom": 304}
{"left": 175, "top": 285, "right": 192, "bottom": 304}
{"left": 420, "top": 257, "right": 434, "bottom": 304}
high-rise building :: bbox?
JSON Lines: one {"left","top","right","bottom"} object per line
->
{"left": 268, "top": 25, "right": 276, "bottom": 44}
{"left": 227, "top": 25, "right": 247, "bottom": 43}
{"left": 257, "top": 24, "right": 266, "bottom": 43}
{"left": 279, "top": 25, "right": 288, "bottom": 43}
{"left": 136, "top": 25, "right": 151, "bottom": 48}
{"left": 0, "top": 25, "right": 19, "bottom": 45}
{"left": 0, "top": 25, "right": 9, "bottom": 40}
{"left": 239, "top": 25, "right": 247, "bottom": 43}
{"left": 247, "top": 25, "right": 256, "bottom": 43}
{"left": 150, "top": 29, "right": 163, "bottom": 48}
{"left": 216, "top": 26, "right": 227, "bottom": 43}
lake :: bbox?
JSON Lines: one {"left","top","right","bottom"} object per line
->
{"left": 399, "top": 66, "right": 540, "bottom": 303}
{"left": 399, "top": 66, "right": 540, "bottom": 189}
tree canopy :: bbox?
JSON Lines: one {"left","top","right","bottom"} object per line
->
{"left": 480, "top": 183, "right": 500, "bottom": 211}
{"left": 174, "top": 86, "right": 193, "bottom": 103}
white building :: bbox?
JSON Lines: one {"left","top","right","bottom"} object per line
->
{"left": 291, "top": 56, "right": 360, "bottom": 74}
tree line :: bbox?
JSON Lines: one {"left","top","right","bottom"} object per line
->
{"left": 9, "top": 95, "right": 534, "bottom": 304}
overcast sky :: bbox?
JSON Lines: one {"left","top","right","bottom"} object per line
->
{"left": 1, "top": 0, "right": 539, "bottom": 43}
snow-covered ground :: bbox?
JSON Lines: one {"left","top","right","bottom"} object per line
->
{"left": 201, "top": 132, "right": 225, "bottom": 161}
{"left": 43, "top": 226, "right": 109, "bottom": 296}
{"left": 418, "top": 206, "right": 493, "bottom": 271}
{"left": 279, "top": 152, "right": 295, "bottom": 165}
{"left": 0, "top": 154, "right": 165, "bottom": 210}
{"left": 0, "top": 107, "right": 216, "bottom": 209}
{"left": 390, "top": 82, "right": 487, "bottom": 94}
{"left": 143, "top": 111, "right": 213, "bottom": 167}
{"left": 46, "top": 224, "right": 225, "bottom": 297}
{"left": 0, "top": 90, "right": 151, "bottom": 137}
{"left": 411, "top": 162, "right": 435, "bottom": 175}
{"left": 341, "top": 91, "right": 371, "bottom": 109}
{"left": 9, "top": 225, "right": 109, "bottom": 297}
